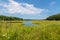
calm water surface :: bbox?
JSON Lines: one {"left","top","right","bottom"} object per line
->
{"left": 23, "top": 21, "right": 39, "bottom": 26}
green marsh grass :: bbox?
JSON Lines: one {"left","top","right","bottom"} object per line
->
{"left": 0, "top": 20, "right": 60, "bottom": 40}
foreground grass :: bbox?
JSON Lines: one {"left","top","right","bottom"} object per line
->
{"left": 0, "top": 20, "right": 60, "bottom": 40}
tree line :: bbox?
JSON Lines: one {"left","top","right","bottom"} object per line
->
{"left": 0, "top": 15, "right": 23, "bottom": 21}
{"left": 46, "top": 13, "right": 60, "bottom": 20}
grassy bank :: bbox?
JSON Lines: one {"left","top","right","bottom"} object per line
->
{"left": 0, "top": 20, "right": 60, "bottom": 40}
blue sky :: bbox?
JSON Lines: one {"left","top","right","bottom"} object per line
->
{"left": 0, "top": 0, "right": 60, "bottom": 19}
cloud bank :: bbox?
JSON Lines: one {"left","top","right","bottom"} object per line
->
{"left": 0, "top": 0, "right": 48, "bottom": 14}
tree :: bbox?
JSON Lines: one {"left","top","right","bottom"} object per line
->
{"left": 0, "top": 15, "right": 23, "bottom": 21}
{"left": 46, "top": 13, "right": 60, "bottom": 20}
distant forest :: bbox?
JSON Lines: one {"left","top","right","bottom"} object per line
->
{"left": 0, "top": 13, "right": 60, "bottom": 21}
{"left": 46, "top": 13, "right": 60, "bottom": 20}
{"left": 0, "top": 15, "right": 23, "bottom": 21}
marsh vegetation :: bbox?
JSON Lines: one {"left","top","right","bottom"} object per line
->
{"left": 0, "top": 20, "right": 60, "bottom": 40}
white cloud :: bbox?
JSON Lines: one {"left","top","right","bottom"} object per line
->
{"left": 0, "top": 0, "right": 48, "bottom": 14}
{"left": 50, "top": 2, "right": 56, "bottom": 6}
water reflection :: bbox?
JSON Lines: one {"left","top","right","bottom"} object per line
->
{"left": 23, "top": 21, "right": 39, "bottom": 26}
